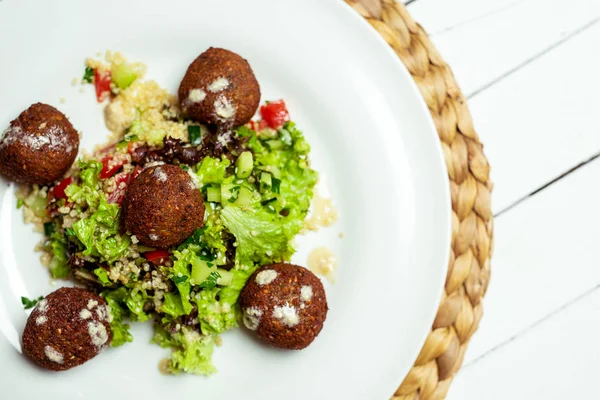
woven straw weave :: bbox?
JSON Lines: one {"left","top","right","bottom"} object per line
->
{"left": 344, "top": 1, "right": 494, "bottom": 399}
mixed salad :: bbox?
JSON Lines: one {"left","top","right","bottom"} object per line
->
{"left": 18, "top": 54, "right": 319, "bottom": 374}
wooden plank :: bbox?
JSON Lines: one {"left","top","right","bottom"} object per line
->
{"left": 462, "top": 22, "right": 600, "bottom": 213}
{"left": 407, "top": 0, "right": 600, "bottom": 211}
{"left": 411, "top": 0, "right": 600, "bottom": 96}
{"left": 410, "top": 0, "right": 519, "bottom": 40}
{"left": 459, "top": 157, "right": 600, "bottom": 367}
{"left": 447, "top": 285, "right": 600, "bottom": 399}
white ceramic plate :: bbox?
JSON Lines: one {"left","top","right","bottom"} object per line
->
{"left": 0, "top": 0, "right": 450, "bottom": 399}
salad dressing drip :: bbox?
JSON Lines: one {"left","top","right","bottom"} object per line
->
{"left": 304, "top": 192, "right": 338, "bottom": 231}
{"left": 308, "top": 247, "right": 338, "bottom": 283}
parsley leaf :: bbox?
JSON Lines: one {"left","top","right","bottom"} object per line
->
{"left": 83, "top": 67, "right": 94, "bottom": 84}
{"left": 173, "top": 275, "right": 189, "bottom": 284}
{"left": 188, "top": 126, "right": 202, "bottom": 146}
{"left": 43, "top": 222, "right": 55, "bottom": 237}
{"left": 199, "top": 271, "right": 221, "bottom": 289}
{"left": 21, "top": 295, "right": 44, "bottom": 310}
{"left": 271, "top": 178, "right": 281, "bottom": 194}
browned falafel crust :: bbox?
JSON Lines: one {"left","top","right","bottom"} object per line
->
{"left": 22, "top": 287, "right": 112, "bottom": 371}
{"left": 0, "top": 103, "right": 79, "bottom": 185}
{"left": 239, "top": 263, "right": 328, "bottom": 350}
{"left": 178, "top": 47, "right": 261, "bottom": 127}
{"left": 122, "top": 164, "right": 205, "bottom": 248}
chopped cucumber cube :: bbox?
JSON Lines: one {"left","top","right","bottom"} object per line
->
{"left": 216, "top": 268, "right": 234, "bottom": 286}
{"left": 265, "top": 140, "right": 283, "bottom": 150}
{"left": 206, "top": 186, "right": 221, "bottom": 203}
{"left": 191, "top": 259, "right": 216, "bottom": 285}
{"left": 111, "top": 63, "right": 137, "bottom": 89}
{"left": 26, "top": 194, "right": 47, "bottom": 218}
{"left": 269, "top": 165, "right": 281, "bottom": 179}
{"left": 235, "top": 151, "right": 253, "bottom": 178}
{"left": 220, "top": 184, "right": 235, "bottom": 205}
{"left": 260, "top": 172, "right": 272, "bottom": 187}
{"left": 235, "top": 186, "right": 253, "bottom": 208}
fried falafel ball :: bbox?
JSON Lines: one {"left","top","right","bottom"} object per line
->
{"left": 239, "top": 263, "right": 328, "bottom": 350}
{"left": 178, "top": 47, "right": 261, "bottom": 127}
{"left": 21, "top": 287, "right": 112, "bottom": 371}
{"left": 0, "top": 103, "right": 79, "bottom": 185}
{"left": 122, "top": 164, "right": 205, "bottom": 249}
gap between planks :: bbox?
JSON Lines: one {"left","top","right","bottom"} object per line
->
{"left": 467, "top": 16, "right": 600, "bottom": 99}
{"left": 494, "top": 150, "right": 600, "bottom": 218}
{"left": 462, "top": 282, "right": 600, "bottom": 370}
{"left": 429, "top": 0, "right": 528, "bottom": 36}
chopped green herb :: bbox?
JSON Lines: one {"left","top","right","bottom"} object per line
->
{"left": 43, "top": 222, "right": 55, "bottom": 237}
{"left": 83, "top": 66, "right": 94, "bottom": 84}
{"left": 188, "top": 126, "right": 202, "bottom": 146}
{"left": 271, "top": 178, "right": 281, "bottom": 194}
{"left": 21, "top": 295, "right": 44, "bottom": 310}
{"left": 199, "top": 271, "right": 221, "bottom": 289}
{"left": 16, "top": 199, "right": 24, "bottom": 209}
{"left": 173, "top": 275, "right": 189, "bottom": 284}
{"left": 261, "top": 197, "right": 277, "bottom": 206}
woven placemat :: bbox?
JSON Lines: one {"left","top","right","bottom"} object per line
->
{"left": 344, "top": 1, "right": 494, "bottom": 398}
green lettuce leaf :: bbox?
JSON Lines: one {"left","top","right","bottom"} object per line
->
{"left": 124, "top": 286, "right": 151, "bottom": 322}
{"left": 162, "top": 292, "right": 187, "bottom": 318}
{"left": 102, "top": 287, "right": 134, "bottom": 347}
{"left": 195, "top": 156, "right": 230, "bottom": 185}
{"left": 72, "top": 197, "right": 130, "bottom": 262}
{"left": 161, "top": 250, "right": 194, "bottom": 317}
{"left": 48, "top": 236, "right": 70, "bottom": 278}
{"left": 65, "top": 160, "right": 103, "bottom": 209}
{"left": 194, "top": 287, "right": 237, "bottom": 335}
{"left": 94, "top": 268, "right": 112, "bottom": 286}
{"left": 153, "top": 326, "right": 217, "bottom": 375}
{"left": 218, "top": 266, "right": 258, "bottom": 306}
{"left": 220, "top": 205, "right": 296, "bottom": 264}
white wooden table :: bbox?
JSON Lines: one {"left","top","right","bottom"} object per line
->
{"left": 399, "top": 0, "right": 600, "bottom": 398}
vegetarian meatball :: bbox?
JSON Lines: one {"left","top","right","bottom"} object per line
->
{"left": 22, "top": 287, "right": 112, "bottom": 371}
{"left": 122, "top": 164, "right": 205, "bottom": 248}
{"left": 239, "top": 263, "right": 328, "bottom": 350}
{"left": 0, "top": 103, "right": 79, "bottom": 185}
{"left": 178, "top": 47, "right": 261, "bottom": 127}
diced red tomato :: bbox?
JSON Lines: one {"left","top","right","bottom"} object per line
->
{"left": 106, "top": 172, "right": 129, "bottom": 204}
{"left": 259, "top": 100, "right": 290, "bottom": 129}
{"left": 99, "top": 155, "right": 126, "bottom": 179}
{"left": 49, "top": 177, "right": 73, "bottom": 201}
{"left": 106, "top": 166, "right": 142, "bottom": 205}
{"left": 247, "top": 119, "right": 269, "bottom": 132}
{"left": 144, "top": 250, "right": 170, "bottom": 265}
{"left": 129, "top": 166, "right": 142, "bottom": 182}
{"left": 94, "top": 69, "right": 112, "bottom": 102}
